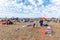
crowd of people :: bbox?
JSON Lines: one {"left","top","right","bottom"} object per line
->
{"left": 33, "top": 17, "right": 48, "bottom": 28}
{"left": 1, "top": 17, "right": 48, "bottom": 27}
{"left": 1, "top": 17, "right": 53, "bottom": 36}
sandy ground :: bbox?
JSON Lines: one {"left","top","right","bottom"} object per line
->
{"left": 0, "top": 22, "right": 60, "bottom": 40}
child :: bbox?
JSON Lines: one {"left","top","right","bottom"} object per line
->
{"left": 33, "top": 23, "right": 35, "bottom": 28}
{"left": 46, "top": 26, "right": 53, "bottom": 36}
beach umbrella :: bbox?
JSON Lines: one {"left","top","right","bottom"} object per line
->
{"left": 43, "top": 17, "right": 46, "bottom": 21}
{"left": 41, "top": 17, "right": 46, "bottom": 21}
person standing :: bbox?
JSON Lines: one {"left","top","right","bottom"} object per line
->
{"left": 39, "top": 19, "right": 43, "bottom": 26}
{"left": 33, "top": 23, "right": 35, "bottom": 28}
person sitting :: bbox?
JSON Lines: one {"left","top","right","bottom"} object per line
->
{"left": 44, "top": 24, "right": 48, "bottom": 26}
{"left": 44, "top": 21, "right": 48, "bottom": 26}
{"left": 7, "top": 20, "right": 13, "bottom": 25}
{"left": 46, "top": 26, "right": 53, "bottom": 35}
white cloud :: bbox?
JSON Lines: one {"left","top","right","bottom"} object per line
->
{"left": 0, "top": 0, "right": 60, "bottom": 18}
{"left": 52, "top": 0, "right": 60, "bottom": 4}
{"left": 38, "top": 0, "right": 43, "bottom": 5}
{"left": 28, "top": 0, "right": 35, "bottom": 5}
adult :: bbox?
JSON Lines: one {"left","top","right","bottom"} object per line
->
{"left": 39, "top": 18, "right": 43, "bottom": 26}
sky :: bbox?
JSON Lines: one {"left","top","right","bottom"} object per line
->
{"left": 0, "top": 0, "right": 60, "bottom": 18}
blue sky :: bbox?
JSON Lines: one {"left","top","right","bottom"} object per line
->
{"left": 0, "top": 0, "right": 60, "bottom": 18}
